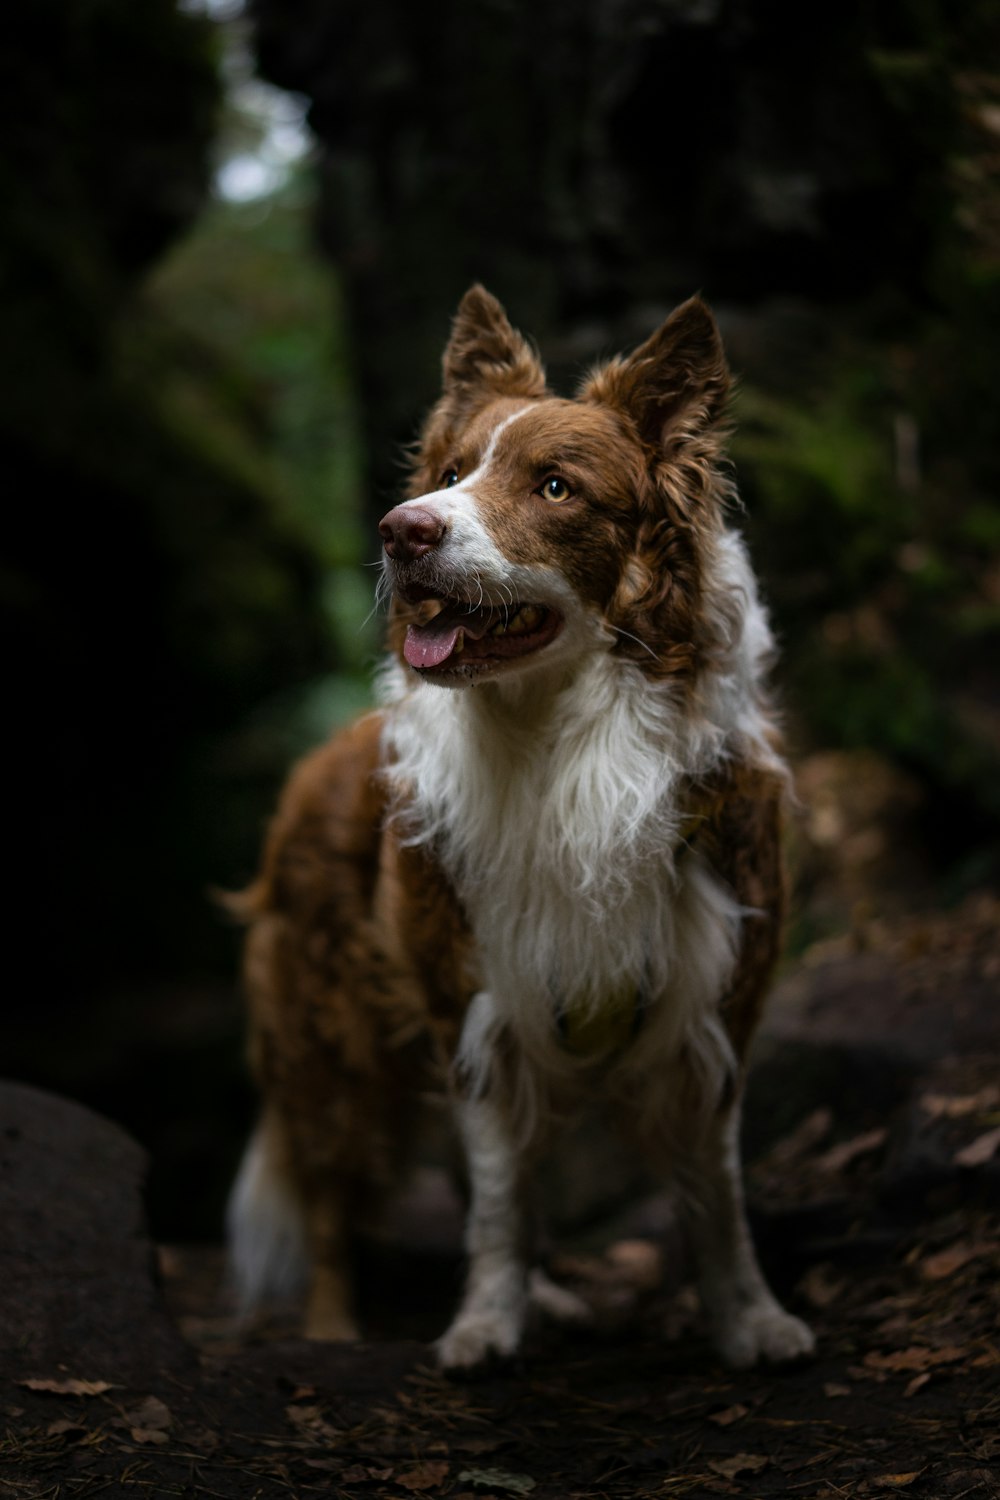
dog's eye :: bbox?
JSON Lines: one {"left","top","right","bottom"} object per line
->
{"left": 440, "top": 467, "right": 460, "bottom": 488}
{"left": 539, "top": 475, "right": 573, "bottom": 503}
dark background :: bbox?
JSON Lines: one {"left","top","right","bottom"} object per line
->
{"left": 3, "top": 0, "right": 998, "bottom": 1241}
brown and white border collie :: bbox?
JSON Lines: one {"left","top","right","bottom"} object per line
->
{"left": 228, "top": 286, "right": 815, "bottom": 1370}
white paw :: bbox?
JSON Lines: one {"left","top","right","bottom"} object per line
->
{"left": 528, "top": 1269, "right": 592, "bottom": 1325}
{"left": 713, "top": 1300, "right": 815, "bottom": 1369}
{"left": 436, "top": 1309, "right": 524, "bottom": 1369}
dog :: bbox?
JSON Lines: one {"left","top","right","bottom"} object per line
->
{"left": 227, "top": 285, "right": 815, "bottom": 1370}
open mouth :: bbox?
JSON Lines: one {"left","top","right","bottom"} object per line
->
{"left": 401, "top": 593, "right": 563, "bottom": 675}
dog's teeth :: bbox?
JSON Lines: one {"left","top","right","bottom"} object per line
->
{"left": 454, "top": 631, "right": 465, "bottom": 654}
{"left": 487, "top": 605, "right": 544, "bottom": 639}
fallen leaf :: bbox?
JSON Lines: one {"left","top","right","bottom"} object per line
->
{"left": 606, "top": 1238, "right": 662, "bottom": 1290}
{"left": 920, "top": 1086, "right": 1000, "bottom": 1119}
{"left": 708, "top": 1403, "right": 748, "bottom": 1426}
{"left": 398, "top": 1460, "right": 450, "bottom": 1491}
{"left": 130, "top": 1426, "right": 169, "bottom": 1445}
{"left": 955, "top": 1125, "right": 1000, "bottom": 1167}
{"left": 815, "top": 1127, "right": 887, "bottom": 1173}
{"left": 921, "top": 1240, "right": 993, "bottom": 1280}
{"left": 823, "top": 1383, "right": 851, "bottom": 1398}
{"left": 799, "top": 1262, "right": 845, "bottom": 1308}
{"left": 339, "top": 1465, "right": 394, "bottom": 1482}
{"left": 46, "top": 1419, "right": 86, "bottom": 1438}
{"left": 762, "top": 1107, "right": 833, "bottom": 1165}
{"left": 872, "top": 1472, "right": 921, "bottom": 1488}
{"left": 863, "top": 1345, "right": 967, "bottom": 1374}
{"left": 459, "top": 1469, "right": 536, "bottom": 1495}
{"left": 904, "top": 1373, "right": 931, "bottom": 1398}
{"left": 122, "top": 1396, "right": 172, "bottom": 1431}
{"left": 181, "top": 1425, "right": 219, "bottom": 1452}
{"left": 19, "top": 1378, "right": 113, "bottom": 1396}
{"left": 707, "top": 1453, "right": 770, "bottom": 1479}
{"left": 285, "top": 1403, "right": 341, "bottom": 1443}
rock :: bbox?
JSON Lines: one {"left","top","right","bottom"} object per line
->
{"left": 0, "top": 1082, "right": 189, "bottom": 1383}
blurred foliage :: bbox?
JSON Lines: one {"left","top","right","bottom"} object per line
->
{"left": 735, "top": 61, "right": 1000, "bottom": 888}
{"left": 0, "top": 0, "right": 371, "bottom": 1000}
{"left": 137, "top": 175, "right": 378, "bottom": 760}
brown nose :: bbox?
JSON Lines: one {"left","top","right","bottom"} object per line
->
{"left": 379, "top": 504, "right": 446, "bottom": 562}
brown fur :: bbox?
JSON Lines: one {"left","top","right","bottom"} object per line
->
{"left": 232, "top": 287, "right": 802, "bottom": 1355}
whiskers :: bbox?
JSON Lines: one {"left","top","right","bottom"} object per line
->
{"left": 609, "top": 622, "right": 659, "bottom": 662}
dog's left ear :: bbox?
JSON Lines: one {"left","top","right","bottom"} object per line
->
{"left": 442, "top": 285, "right": 548, "bottom": 406}
{"left": 581, "top": 296, "right": 729, "bottom": 451}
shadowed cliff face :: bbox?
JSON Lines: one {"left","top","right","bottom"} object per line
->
{"left": 248, "top": 0, "right": 959, "bottom": 509}
{"left": 1, "top": 0, "right": 333, "bottom": 1000}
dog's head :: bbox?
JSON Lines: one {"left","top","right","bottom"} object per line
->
{"left": 380, "top": 285, "right": 733, "bottom": 687}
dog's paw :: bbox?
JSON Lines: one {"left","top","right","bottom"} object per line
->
{"left": 713, "top": 1300, "right": 815, "bottom": 1369}
{"left": 436, "top": 1310, "right": 524, "bottom": 1370}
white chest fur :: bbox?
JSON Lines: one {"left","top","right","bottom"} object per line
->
{"left": 379, "top": 531, "right": 782, "bottom": 1100}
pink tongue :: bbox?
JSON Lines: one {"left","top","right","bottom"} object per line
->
{"left": 404, "top": 621, "right": 463, "bottom": 670}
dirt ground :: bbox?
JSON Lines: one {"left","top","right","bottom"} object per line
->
{"left": 3, "top": 837, "right": 999, "bottom": 1498}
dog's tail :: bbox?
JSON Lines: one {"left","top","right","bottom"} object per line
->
{"left": 226, "top": 1113, "right": 307, "bottom": 1314}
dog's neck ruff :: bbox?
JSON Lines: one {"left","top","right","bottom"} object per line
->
{"left": 378, "top": 528, "right": 783, "bottom": 1077}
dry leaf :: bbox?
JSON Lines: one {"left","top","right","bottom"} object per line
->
{"left": 123, "top": 1396, "right": 172, "bottom": 1431}
{"left": 904, "top": 1373, "right": 931, "bottom": 1398}
{"left": 459, "top": 1469, "right": 536, "bottom": 1495}
{"left": 920, "top": 1240, "right": 992, "bottom": 1280}
{"left": 954, "top": 1125, "right": 1000, "bottom": 1167}
{"left": 763, "top": 1108, "right": 833, "bottom": 1165}
{"left": 823, "top": 1383, "right": 851, "bottom": 1398}
{"left": 920, "top": 1086, "right": 1000, "bottom": 1119}
{"left": 708, "top": 1403, "right": 748, "bottom": 1427}
{"left": 340, "top": 1465, "right": 394, "bottom": 1483}
{"left": 863, "top": 1345, "right": 966, "bottom": 1374}
{"left": 130, "top": 1426, "right": 169, "bottom": 1445}
{"left": 815, "top": 1127, "right": 887, "bottom": 1173}
{"left": 606, "top": 1238, "right": 662, "bottom": 1290}
{"left": 707, "top": 1453, "right": 770, "bottom": 1479}
{"left": 19, "top": 1378, "right": 113, "bottom": 1397}
{"left": 46, "top": 1418, "right": 86, "bottom": 1438}
{"left": 872, "top": 1472, "right": 921, "bottom": 1488}
{"left": 285, "top": 1403, "right": 341, "bottom": 1443}
{"left": 799, "top": 1262, "right": 845, "bottom": 1308}
{"left": 397, "top": 1460, "right": 450, "bottom": 1491}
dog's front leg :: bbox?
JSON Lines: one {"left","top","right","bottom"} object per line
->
{"left": 681, "top": 1103, "right": 815, "bottom": 1368}
{"left": 437, "top": 995, "right": 530, "bottom": 1369}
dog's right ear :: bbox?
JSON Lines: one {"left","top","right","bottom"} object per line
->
{"left": 442, "top": 286, "right": 547, "bottom": 406}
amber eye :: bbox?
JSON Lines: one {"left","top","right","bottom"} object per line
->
{"left": 539, "top": 475, "right": 573, "bottom": 503}
{"left": 440, "top": 467, "right": 460, "bottom": 488}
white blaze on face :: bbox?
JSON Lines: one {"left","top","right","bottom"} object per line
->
{"left": 397, "top": 407, "right": 536, "bottom": 573}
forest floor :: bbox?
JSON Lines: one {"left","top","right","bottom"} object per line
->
{"left": 2, "top": 756, "right": 999, "bottom": 1499}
